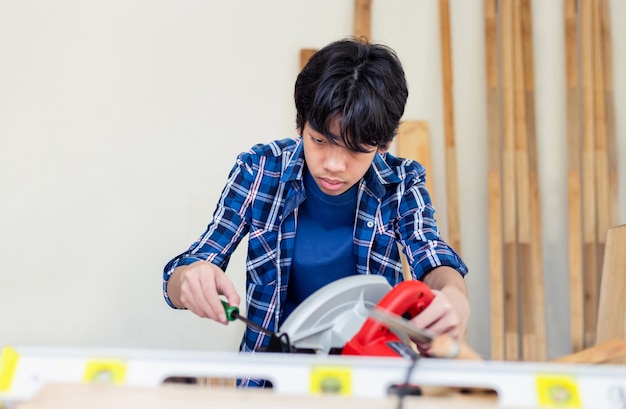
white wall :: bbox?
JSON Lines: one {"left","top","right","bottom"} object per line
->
{"left": 0, "top": 0, "right": 624, "bottom": 359}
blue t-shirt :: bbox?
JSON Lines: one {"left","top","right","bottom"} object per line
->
{"left": 282, "top": 167, "right": 359, "bottom": 321}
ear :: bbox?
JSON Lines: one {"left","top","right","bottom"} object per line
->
{"left": 297, "top": 127, "right": 302, "bottom": 136}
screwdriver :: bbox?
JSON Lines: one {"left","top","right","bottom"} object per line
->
{"left": 220, "top": 300, "right": 277, "bottom": 336}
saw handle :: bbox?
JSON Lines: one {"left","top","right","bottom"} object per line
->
{"left": 356, "top": 281, "right": 483, "bottom": 361}
{"left": 356, "top": 280, "right": 435, "bottom": 346}
{"left": 375, "top": 280, "right": 435, "bottom": 317}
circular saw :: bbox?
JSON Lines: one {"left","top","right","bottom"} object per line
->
{"left": 277, "top": 274, "right": 435, "bottom": 357}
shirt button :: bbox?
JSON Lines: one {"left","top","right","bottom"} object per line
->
{"left": 367, "top": 221, "right": 374, "bottom": 228}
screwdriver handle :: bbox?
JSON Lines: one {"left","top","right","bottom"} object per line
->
{"left": 221, "top": 300, "right": 240, "bottom": 321}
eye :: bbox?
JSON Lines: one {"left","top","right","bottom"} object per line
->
{"left": 311, "top": 136, "right": 325, "bottom": 144}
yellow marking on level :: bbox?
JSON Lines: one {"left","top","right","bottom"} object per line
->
{"left": 83, "top": 358, "right": 127, "bottom": 384}
{"left": 310, "top": 365, "right": 352, "bottom": 396}
{"left": 0, "top": 347, "right": 20, "bottom": 392}
{"left": 536, "top": 374, "right": 581, "bottom": 408}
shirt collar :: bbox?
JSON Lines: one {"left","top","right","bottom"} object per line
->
{"left": 280, "top": 138, "right": 306, "bottom": 184}
{"left": 280, "top": 138, "right": 401, "bottom": 199}
{"left": 364, "top": 152, "right": 402, "bottom": 198}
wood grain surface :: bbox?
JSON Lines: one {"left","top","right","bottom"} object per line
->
{"left": 500, "top": 0, "right": 520, "bottom": 361}
{"left": 580, "top": 0, "right": 599, "bottom": 350}
{"left": 521, "top": 0, "right": 546, "bottom": 362}
{"left": 439, "top": 0, "right": 462, "bottom": 256}
{"left": 595, "top": 225, "right": 626, "bottom": 364}
{"left": 484, "top": 0, "right": 504, "bottom": 361}
{"left": 564, "top": 0, "right": 585, "bottom": 354}
{"left": 354, "top": 0, "right": 371, "bottom": 41}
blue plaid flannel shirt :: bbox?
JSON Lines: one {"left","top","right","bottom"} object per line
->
{"left": 163, "top": 137, "right": 467, "bottom": 381}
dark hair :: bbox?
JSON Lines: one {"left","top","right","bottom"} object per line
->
{"left": 294, "top": 38, "right": 408, "bottom": 153}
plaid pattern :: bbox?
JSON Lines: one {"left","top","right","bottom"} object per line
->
{"left": 163, "top": 137, "right": 467, "bottom": 373}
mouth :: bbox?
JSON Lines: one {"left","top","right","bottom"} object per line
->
{"left": 318, "top": 177, "right": 345, "bottom": 192}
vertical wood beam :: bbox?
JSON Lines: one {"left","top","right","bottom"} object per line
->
{"left": 593, "top": 0, "right": 610, "bottom": 291}
{"left": 500, "top": 0, "right": 520, "bottom": 361}
{"left": 521, "top": 0, "right": 546, "bottom": 362}
{"left": 299, "top": 49, "right": 317, "bottom": 71}
{"left": 580, "top": 0, "right": 598, "bottom": 349}
{"left": 564, "top": 0, "right": 584, "bottom": 354}
{"left": 484, "top": 0, "right": 505, "bottom": 361}
{"left": 513, "top": 0, "right": 535, "bottom": 362}
{"left": 439, "top": 0, "right": 462, "bottom": 256}
{"left": 600, "top": 0, "right": 618, "bottom": 233}
{"left": 354, "top": 0, "right": 372, "bottom": 41}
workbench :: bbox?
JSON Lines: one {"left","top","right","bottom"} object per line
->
{"left": 2, "top": 346, "right": 626, "bottom": 408}
{"left": 15, "top": 383, "right": 511, "bottom": 409}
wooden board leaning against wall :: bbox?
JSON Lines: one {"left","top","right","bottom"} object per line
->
{"left": 396, "top": 121, "right": 434, "bottom": 282}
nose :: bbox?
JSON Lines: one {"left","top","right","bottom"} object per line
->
{"left": 323, "top": 146, "right": 347, "bottom": 173}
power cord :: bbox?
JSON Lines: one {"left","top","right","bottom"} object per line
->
{"left": 277, "top": 332, "right": 293, "bottom": 353}
{"left": 396, "top": 355, "right": 419, "bottom": 409}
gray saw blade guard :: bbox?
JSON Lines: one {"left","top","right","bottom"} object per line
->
{"left": 279, "top": 274, "right": 392, "bottom": 354}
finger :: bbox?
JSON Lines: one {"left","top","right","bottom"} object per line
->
{"left": 411, "top": 294, "right": 450, "bottom": 329}
{"left": 198, "top": 276, "right": 227, "bottom": 324}
{"left": 187, "top": 274, "right": 216, "bottom": 319}
{"left": 411, "top": 307, "right": 445, "bottom": 329}
{"left": 423, "top": 313, "right": 460, "bottom": 338}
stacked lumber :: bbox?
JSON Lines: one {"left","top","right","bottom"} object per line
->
{"left": 483, "top": 0, "right": 546, "bottom": 361}
{"left": 485, "top": 0, "right": 618, "bottom": 360}
{"left": 564, "top": 0, "right": 618, "bottom": 352}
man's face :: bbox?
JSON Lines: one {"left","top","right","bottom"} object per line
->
{"left": 301, "top": 120, "right": 383, "bottom": 196}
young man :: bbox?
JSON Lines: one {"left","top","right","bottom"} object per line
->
{"left": 163, "top": 38, "right": 470, "bottom": 373}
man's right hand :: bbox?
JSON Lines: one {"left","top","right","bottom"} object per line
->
{"left": 167, "top": 261, "right": 240, "bottom": 324}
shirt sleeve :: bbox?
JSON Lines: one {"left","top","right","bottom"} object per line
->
{"left": 162, "top": 151, "right": 257, "bottom": 308}
{"left": 396, "top": 162, "right": 468, "bottom": 280}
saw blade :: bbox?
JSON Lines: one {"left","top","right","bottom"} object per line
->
{"left": 369, "top": 308, "right": 436, "bottom": 344}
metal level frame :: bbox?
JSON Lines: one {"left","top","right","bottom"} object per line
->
{"left": 2, "top": 346, "right": 626, "bottom": 408}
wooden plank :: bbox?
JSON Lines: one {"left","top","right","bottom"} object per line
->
{"left": 595, "top": 225, "right": 626, "bottom": 364}
{"left": 299, "top": 48, "right": 317, "bottom": 71}
{"left": 354, "top": 0, "right": 372, "bottom": 41}
{"left": 397, "top": 121, "right": 433, "bottom": 282}
{"left": 500, "top": 0, "right": 520, "bottom": 361}
{"left": 564, "top": 0, "right": 584, "bottom": 354}
{"left": 600, "top": 0, "right": 618, "bottom": 230}
{"left": 439, "top": 0, "right": 462, "bottom": 256}
{"left": 397, "top": 121, "right": 435, "bottom": 195}
{"left": 592, "top": 0, "right": 610, "bottom": 292}
{"left": 520, "top": 0, "right": 546, "bottom": 362}
{"left": 484, "top": 0, "right": 504, "bottom": 361}
{"left": 551, "top": 338, "right": 626, "bottom": 364}
{"left": 512, "top": 0, "right": 535, "bottom": 362}
{"left": 580, "top": 0, "right": 598, "bottom": 349}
